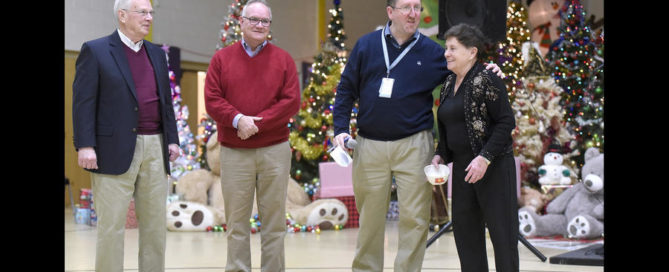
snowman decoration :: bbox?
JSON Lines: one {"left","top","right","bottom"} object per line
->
{"left": 538, "top": 143, "right": 572, "bottom": 185}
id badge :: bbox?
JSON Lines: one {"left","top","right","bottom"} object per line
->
{"left": 379, "top": 77, "right": 394, "bottom": 98}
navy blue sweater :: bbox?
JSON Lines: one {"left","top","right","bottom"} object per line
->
{"left": 334, "top": 29, "right": 450, "bottom": 141}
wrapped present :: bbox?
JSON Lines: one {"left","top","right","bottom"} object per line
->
{"left": 125, "top": 199, "right": 138, "bottom": 229}
{"left": 89, "top": 208, "right": 97, "bottom": 227}
{"left": 312, "top": 194, "right": 358, "bottom": 228}
{"left": 79, "top": 188, "right": 92, "bottom": 209}
{"left": 316, "top": 162, "right": 359, "bottom": 228}
{"left": 333, "top": 195, "right": 359, "bottom": 228}
{"left": 75, "top": 206, "right": 90, "bottom": 225}
{"left": 318, "top": 162, "right": 354, "bottom": 198}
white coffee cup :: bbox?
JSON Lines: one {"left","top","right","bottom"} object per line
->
{"left": 330, "top": 145, "right": 352, "bottom": 167}
{"left": 424, "top": 164, "right": 450, "bottom": 185}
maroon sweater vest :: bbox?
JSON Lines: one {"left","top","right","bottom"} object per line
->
{"left": 124, "top": 44, "right": 162, "bottom": 135}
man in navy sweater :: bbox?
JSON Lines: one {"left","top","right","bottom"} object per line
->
{"left": 333, "top": 0, "right": 502, "bottom": 270}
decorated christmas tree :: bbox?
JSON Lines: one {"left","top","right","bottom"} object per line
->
{"left": 288, "top": 1, "right": 350, "bottom": 197}
{"left": 545, "top": 0, "right": 603, "bottom": 168}
{"left": 216, "top": 0, "right": 247, "bottom": 50}
{"left": 484, "top": 0, "right": 531, "bottom": 102}
{"left": 161, "top": 46, "right": 201, "bottom": 182}
{"left": 512, "top": 42, "right": 579, "bottom": 187}
{"left": 327, "top": 0, "right": 347, "bottom": 50}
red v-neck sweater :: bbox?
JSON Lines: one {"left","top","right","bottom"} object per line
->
{"left": 205, "top": 41, "right": 300, "bottom": 148}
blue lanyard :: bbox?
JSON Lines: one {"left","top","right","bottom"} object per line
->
{"left": 381, "top": 28, "right": 420, "bottom": 78}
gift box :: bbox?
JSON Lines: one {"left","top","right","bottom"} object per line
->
{"left": 330, "top": 195, "right": 359, "bottom": 228}
{"left": 125, "top": 199, "right": 138, "bottom": 229}
{"left": 316, "top": 162, "right": 359, "bottom": 228}
{"left": 75, "top": 207, "right": 90, "bottom": 225}
{"left": 312, "top": 192, "right": 360, "bottom": 228}
{"left": 317, "top": 162, "right": 354, "bottom": 198}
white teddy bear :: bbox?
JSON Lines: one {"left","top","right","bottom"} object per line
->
{"left": 538, "top": 144, "right": 572, "bottom": 185}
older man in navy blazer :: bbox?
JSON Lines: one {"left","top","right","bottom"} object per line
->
{"left": 72, "top": 0, "right": 179, "bottom": 271}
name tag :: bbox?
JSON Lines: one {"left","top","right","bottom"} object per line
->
{"left": 379, "top": 77, "right": 394, "bottom": 98}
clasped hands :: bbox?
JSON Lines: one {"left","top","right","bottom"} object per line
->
{"left": 431, "top": 155, "right": 489, "bottom": 184}
{"left": 237, "top": 115, "right": 263, "bottom": 140}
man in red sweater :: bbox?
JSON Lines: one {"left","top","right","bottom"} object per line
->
{"left": 204, "top": 1, "right": 300, "bottom": 271}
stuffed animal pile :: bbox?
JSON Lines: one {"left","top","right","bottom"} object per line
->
{"left": 166, "top": 131, "right": 349, "bottom": 232}
{"left": 518, "top": 147, "right": 604, "bottom": 239}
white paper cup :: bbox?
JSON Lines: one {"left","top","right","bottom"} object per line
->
{"left": 424, "top": 164, "right": 450, "bottom": 185}
{"left": 330, "top": 146, "right": 352, "bottom": 167}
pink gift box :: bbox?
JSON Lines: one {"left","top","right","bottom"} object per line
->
{"left": 318, "top": 162, "right": 354, "bottom": 198}
{"left": 446, "top": 156, "right": 521, "bottom": 199}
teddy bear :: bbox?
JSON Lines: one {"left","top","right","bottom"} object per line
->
{"left": 537, "top": 143, "right": 573, "bottom": 185}
{"left": 166, "top": 131, "right": 349, "bottom": 232}
{"left": 518, "top": 186, "right": 548, "bottom": 214}
{"left": 518, "top": 147, "right": 604, "bottom": 239}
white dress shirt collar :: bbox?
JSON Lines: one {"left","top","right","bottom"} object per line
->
{"left": 241, "top": 38, "right": 267, "bottom": 57}
{"left": 117, "top": 29, "right": 144, "bottom": 52}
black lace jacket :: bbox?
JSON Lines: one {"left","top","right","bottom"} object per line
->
{"left": 435, "top": 62, "right": 515, "bottom": 164}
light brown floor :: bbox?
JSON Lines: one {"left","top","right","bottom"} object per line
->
{"left": 65, "top": 208, "right": 603, "bottom": 271}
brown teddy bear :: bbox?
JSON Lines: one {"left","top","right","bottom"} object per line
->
{"left": 167, "top": 131, "right": 348, "bottom": 232}
{"left": 518, "top": 186, "right": 548, "bottom": 214}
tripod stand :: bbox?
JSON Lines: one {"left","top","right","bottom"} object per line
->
{"left": 426, "top": 221, "right": 547, "bottom": 262}
{"left": 425, "top": 163, "right": 547, "bottom": 262}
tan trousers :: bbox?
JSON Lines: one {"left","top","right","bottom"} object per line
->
{"left": 91, "top": 134, "right": 168, "bottom": 272}
{"left": 220, "top": 141, "right": 290, "bottom": 272}
{"left": 351, "top": 130, "right": 434, "bottom": 272}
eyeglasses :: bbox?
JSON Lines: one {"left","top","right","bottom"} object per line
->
{"left": 243, "top": 16, "right": 271, "bottom": 27}
{"left": 392, "top": 5, "right": 423, "bottom": 15}
{"left": 122, "top": 9, "right": 155, "bottom": 17}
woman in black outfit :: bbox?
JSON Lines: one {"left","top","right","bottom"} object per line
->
{"left": 431, "top": 23, "right": 518, "bottom": 272}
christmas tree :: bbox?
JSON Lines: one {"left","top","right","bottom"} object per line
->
{"left": 216, "top": 0, "right": 247, "bottom": 50}
{"left": 511, "top": 42, "right": 579, "bottom": 187}
{"left": 161, "top": 46, "right": 201, "bottom": 182}
{"left": 288, "top": 1, "right": 350, "bottom": 197}
{"left": 484, "top": 0, "right": 532, "bottom": 102}
{"left": 545, "top": 0, "right": 603, "bottom": 168}
{"left": 327, "top": 0, "right": 346, "bottom": 50}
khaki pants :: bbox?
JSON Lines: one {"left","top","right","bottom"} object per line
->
{"left": 220, "top": 141, "right": 290, "bottom": 272}
{"left": 351, "top": 130, "right": 434, "bottom": 272}
{"left": 91, "top": 134, "right": 168, "bottom": 272}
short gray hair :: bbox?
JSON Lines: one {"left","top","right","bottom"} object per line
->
{"left": 241, "top": 0, "right": 272, "bottom": 20}
{"left": 114, "top": 0, "right": 133, "bottom": 21}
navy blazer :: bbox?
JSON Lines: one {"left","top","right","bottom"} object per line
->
{"left": 72, "top": 30, "right": 179, "bottom": 175}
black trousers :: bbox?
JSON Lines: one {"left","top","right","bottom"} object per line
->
{"left": 451, "top": 152, "right": 519, "bottom": 272}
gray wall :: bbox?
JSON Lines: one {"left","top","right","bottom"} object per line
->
{"left": 64, "top": 0, "right": 389, "bottom": 65}
{"left": 65, "top": 0, "right": 604, "bottom": 65}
